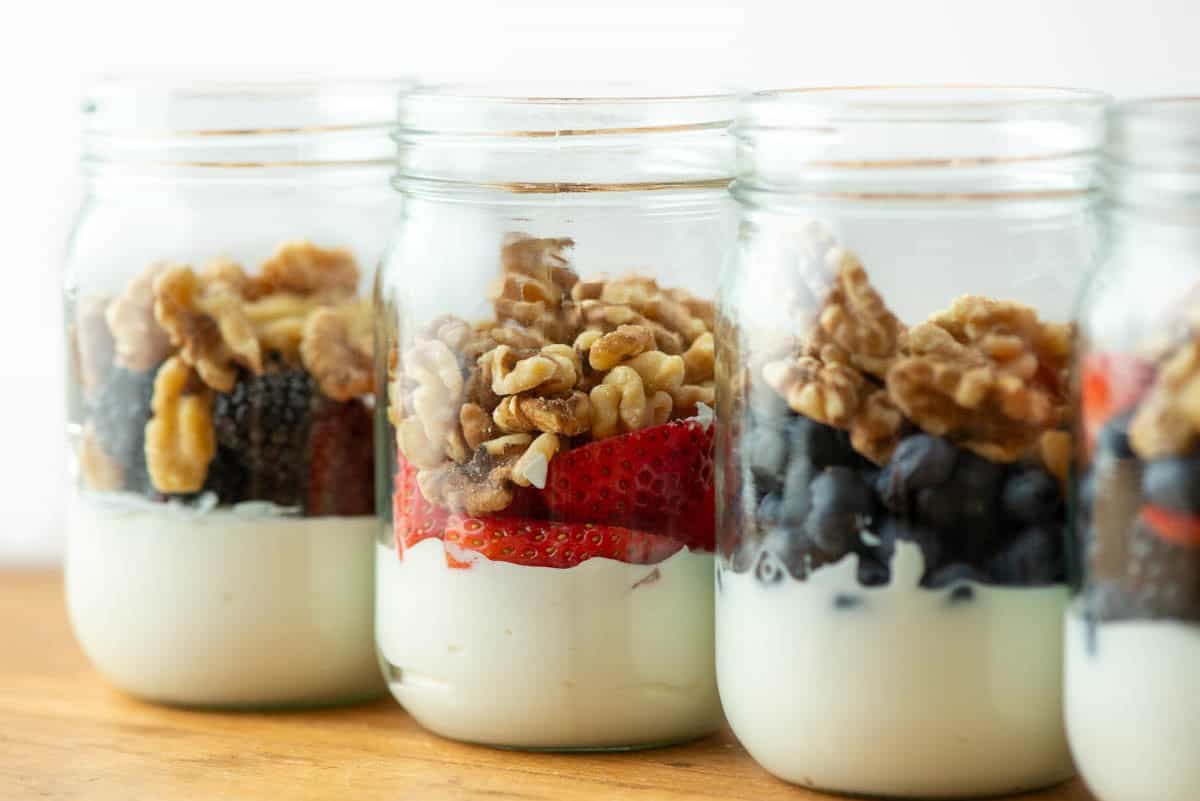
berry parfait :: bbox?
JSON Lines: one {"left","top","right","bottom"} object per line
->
{"left": 716, "top": 86, "right": 1106, "bottom": 796}
{"left": 1066, "top": 98, "right": 1200, "bottom": 801}
{"left": 63, "top": 80, "right": 399, "bottom": 708}
{"left": 376, "top": 85, "right": 734, "bottom": 750}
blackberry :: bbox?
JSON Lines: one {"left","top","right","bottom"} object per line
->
{"left": 87, "top": 365, "right": 157, "bottom": 491}
{"left": 213, "top": 368, "right": 315, "bottom": 508}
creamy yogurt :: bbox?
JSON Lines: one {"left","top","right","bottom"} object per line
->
{"left": 716, "top": 541, "right": 1072, "bottom": 798}
{"left": 66, "top": 493, "right": 383, "bottom": 708}
{"left": 375, "top": 538, "right": 720, "bottom": 749}
{"left": 1066, "top": 606, "right": 1200, "bottom": 801}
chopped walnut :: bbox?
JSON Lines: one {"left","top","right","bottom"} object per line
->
{"left": 511, "top": 432, "right": 561, "bottom": 488}
{"left": 153, "top": 265, "right": 262, "bottom": 392}
{"left": 255, "top": 241, "right": 360, "bottom": 297}
{"left": 809, "top": 248, "right": 905, "bottom": 379}
{"left": 1130, "top": 340, "right": 1200, "bottom": 458}
{"left": 485, "top": 345, "right": 558, "bottom": 396}
{"left": 106, "top": 262, "right": 173, "bottom": 372}
{"left": 460, "top": 403, "right": 497, "bottom": 450}
{"left": 763, "top": 356, "right": 867, "bottom": 428}
{"left": 417, "top": 453, "right": 516, "bottom": 516}
{"left": 589, "top": 324, "right": 656, "bottom": 371}
{"left": 144, "top": 357, "right": 216, "bottom": 493}
{"left": 74, "top": 296, "right": 115, "bottom": 397}
{"left": 682, "top": 332, "right": 714, "bottom": 384}
{"left": 849, "top": 389, "right": 906, "bottom": 465}
{"left": 300, "top": 300, "right": 373, "bottom": 401}
{"left": 493, "top": 392, "right": 592, "bottom": 436}
{"left": 1038, "top": 429, "right": 1072, "bottom": 486}
{"left": 670, "top": 382, "right": 716, "bottom": 418}
{"left": 79, "top": 423, "right": 125, "bottom": 491}
{"left": 624, "top": 351, "right": 685, "bottom": 393}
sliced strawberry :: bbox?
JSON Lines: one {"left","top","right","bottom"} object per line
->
{"left": 393, "top": 457, "right": 448, "bottom": 557}
{"left": 1081, "top": 352, "right": 1154, "bottom": 450}
{"left": 440, "top": 515, "right": 684, "bottom": 569}
{"left": 1141, "top": 505, "right": 1200, "bottom": 548}
{"left": 305, "top": 398, "right": 374, "bottom": 516}
{"left": 542, "top": 419, "right": 715, "bottom": 550}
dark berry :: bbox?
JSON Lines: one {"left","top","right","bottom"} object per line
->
{"left": 857, "top": 554, "right": 890, "bottom": 587}
{"left": 1142, "top": 455, "right": 1200, "bottom": 514}
{"left": 1096, "top": 411, "right": 1135, "bottom": 460}
{"left": 87, "top": 365, "right": 157, "bottom": 489}
{"left": 780, "top": 460, "right": 815, "bottom": 526}
{"left": 875, "top": 435, "right": 958, "bottom": 513}
{"left": 925, "top": 561, "right": 988, "bottom": 590}
{"left": 197, "top": 446, "right": 247, "bottom": 505}
{"left": 756, "top": 492, "right": 782, "bottom": 525}
{"left": 987, "top": 525, "right": 1063, "bottom": 586}
{"left": 788, "top": 415, "right": 860, "bottom": 469}
{"left": 747, "top": 426, "right": 788, "bottom": 497}
{"left": 805, "top": 467, "right": 873, "bottom": 558}
{"left": 915, "top": 485, "right": 962, "bottom": 530}
{"left": 1001, "top": 467, "right": 1063, "bottom": 525}
{"left": 1126, "top": 519, "right": 1200, "bottom": 622}
{"left": 753, "top": 550, "right": 786, "bottom": 585}
{"left": 952, "top": 452, "right": 1005, "bottom": 530}
{"left": 212, "top": 368, "right": 315, "bottom": 508}
{"left": 833, "top": 593, "right": 864, "bottom": 610}
{"left": 877, "top": 518, "right": 944, "bottom": 576}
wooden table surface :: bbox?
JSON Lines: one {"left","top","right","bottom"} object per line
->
{"left": 1, "top": 570, "right": 1096, "bottom": 801}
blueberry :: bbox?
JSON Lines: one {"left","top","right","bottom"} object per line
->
{"left": 987, "top": 525, "right": 1063, "bottom": 585}
{"left": 753, "top": 550, "right": 786, "bottom": 585}
{"left": 954, "top": 452, "right": 1005, "bottom": 526}
{"left": 1142, "top": 455, "right": 1200, "bottom": 514}
{"left": 1001, "top": 467, "right": 1063, "bottom": 525}
{"left": 747, "top": 427, "right": 789, "bottom": 496}
{"left": 788, "top": 415, "right": 859, "bottom": 469}
{"left": 875, "top": 434, "right": 959, "bottom": 512}
{"left": 805, "top": 467, "right": 873, "bottom": 558}
{"left": 780, "top": 460, "right": 815, "bottom": 525}
{"left": 756, "top": 492, "right": 783, "bottom": 525}
{"left": 857, "top": 554, "right": 890, "bottom": 587}
{"left": 915, "top": 485, "right": 962, "bottom": 530}
{"left": 1096, "top": 411, "right": 1135, "bottom": 460}
{"left": 925, "top": 561, "right": 988, "bottom": 589}
{"left": 876, "top": 518, "right": 944, "bottom": 575}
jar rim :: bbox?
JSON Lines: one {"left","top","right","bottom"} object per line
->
{"left": 396, "top": 81, "right": 736, "bottom": 138}
{"left": 740, "top": 84, "right": 1110, "bottom": 126}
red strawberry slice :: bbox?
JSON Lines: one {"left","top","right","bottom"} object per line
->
{"left": 1141, "top": 505, "right": 1200, "bottom": 549}
{"left": 1081, "top": 352, "right": 1154, "bottom": 451}
{"left": 439, "top": 515, "right": 684, "bottom": 569}
{"left": 393, "top": 457, "right": 449, "bottom": 557}
{"left": 305, "top": 398, "right": 374, "bottom": 516}
{"left": 542, "top": 419, "right": 716, "bottom": 551}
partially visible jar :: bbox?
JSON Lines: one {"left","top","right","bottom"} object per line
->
{"left": 716, "top": 86, "right": 1107, "bottom": 796}
{"left": 376, "top": 84, "right": 734, "bottom": 749}
{"left": 64, "top": 79, "right": 404, "bottom": 708}
{"left": 1068, "top": 98, "right": 1200, "bottom": 801}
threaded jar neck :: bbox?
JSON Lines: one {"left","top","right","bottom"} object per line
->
{"left": 392, "top": 82, "right": 736, "bottom": 195}
{"left": 82, "top": 79, "right": 406, "bottom": 176}
{"left": 734, "top": 85, "right": 1108, "bottom": 204}
{"left": 1107, "top": 97, "right": 1200, "bottom": 220}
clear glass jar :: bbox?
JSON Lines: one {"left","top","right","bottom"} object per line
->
{"left": 715, "top": 86, "right": 1106, "bottom": 796}
{"left": 375, "top": 84, "right": 734, "bottom": 750}
{"left": 63, "top": 79, "right": 404, "bottom": 708}
{"left": 1067, "top": 98, "right": 1200, "bottom": 801}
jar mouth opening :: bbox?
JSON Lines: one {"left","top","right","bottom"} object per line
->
{"left": 84, "top": 77, "right": 409, "bottom": 136}
{"left": 740, "top": 84, "right": 1110, "bottom": 126}
{"left": 396, "top": 81, "right": 736, "bottom": 138}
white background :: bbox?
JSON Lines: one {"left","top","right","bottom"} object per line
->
{"left": 1, "top": 0, "right": 1197, "bottom": 564}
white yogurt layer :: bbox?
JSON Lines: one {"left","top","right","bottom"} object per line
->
{"left": 1066, "top": 606, "right": 1200, "bottom": 801}
{"left": 717, "top": 541, "right": 1072, "bottom": 798}
{"left": 375, "top": 538, "right": 720, "bottom": 749}
{"left": 66, "top": 493, "right": 384, "bottom": 708}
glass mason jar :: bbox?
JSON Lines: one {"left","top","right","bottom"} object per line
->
{"left": 1067, "top": 99, "right": 1200, "bottom": 801}
{"left": 63, "top": 80, "right": 403, "bottom": 708}
{"left": 715, "top": 86, "right": 1107, "bottom": 797}
{"left": 375, "top": 85, "right": 734, "bottom": 750}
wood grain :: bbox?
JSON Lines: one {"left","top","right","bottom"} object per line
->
{"left": 0, "top": 570, "right": 1095, "bottom": 801}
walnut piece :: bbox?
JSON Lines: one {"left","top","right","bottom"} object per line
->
{"left": 300, "top": 300, "right": 373, "bottom": 401}
{"left": 763, "top": 356, "right": 866, "bottom": 428}
{"left": 1130, "top": 340, "right": 1200, "bottom": 458}
{"left": 808, "top": 247, "right": 905, "bottom": 379}
{"left": 144, "top": 357, "right": 216, "bottom": 493}
{"left": 255, "top": 241, "right": 360, "bottom": 297}
{"left": 80, "top": 423, "right": 124, "bottom": 491}
{"left": 485, "top": 345, "right": 558, "bottom": 396}
{"left": 493, "top": 392, "right": 592, "bottom": 436}
{"left": 106, "top": 263, "right": 173, "bottom": 372}
{"left": 589, "top": 324, "right": 656, "bottom": 371}
{"left": 153, "top": 265, "right": 262, "bottom": 392}
{"left": 849, "top": 389, "right": 906, "bottom": 465}
{"left": 74, "top": 296, "right": 115, "bottom": 397}
{"left": 682, "top": 332, "right": 715, "bottom": 384}
{"left": 511, "top": 432, "right": 561, "bottom": 488}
